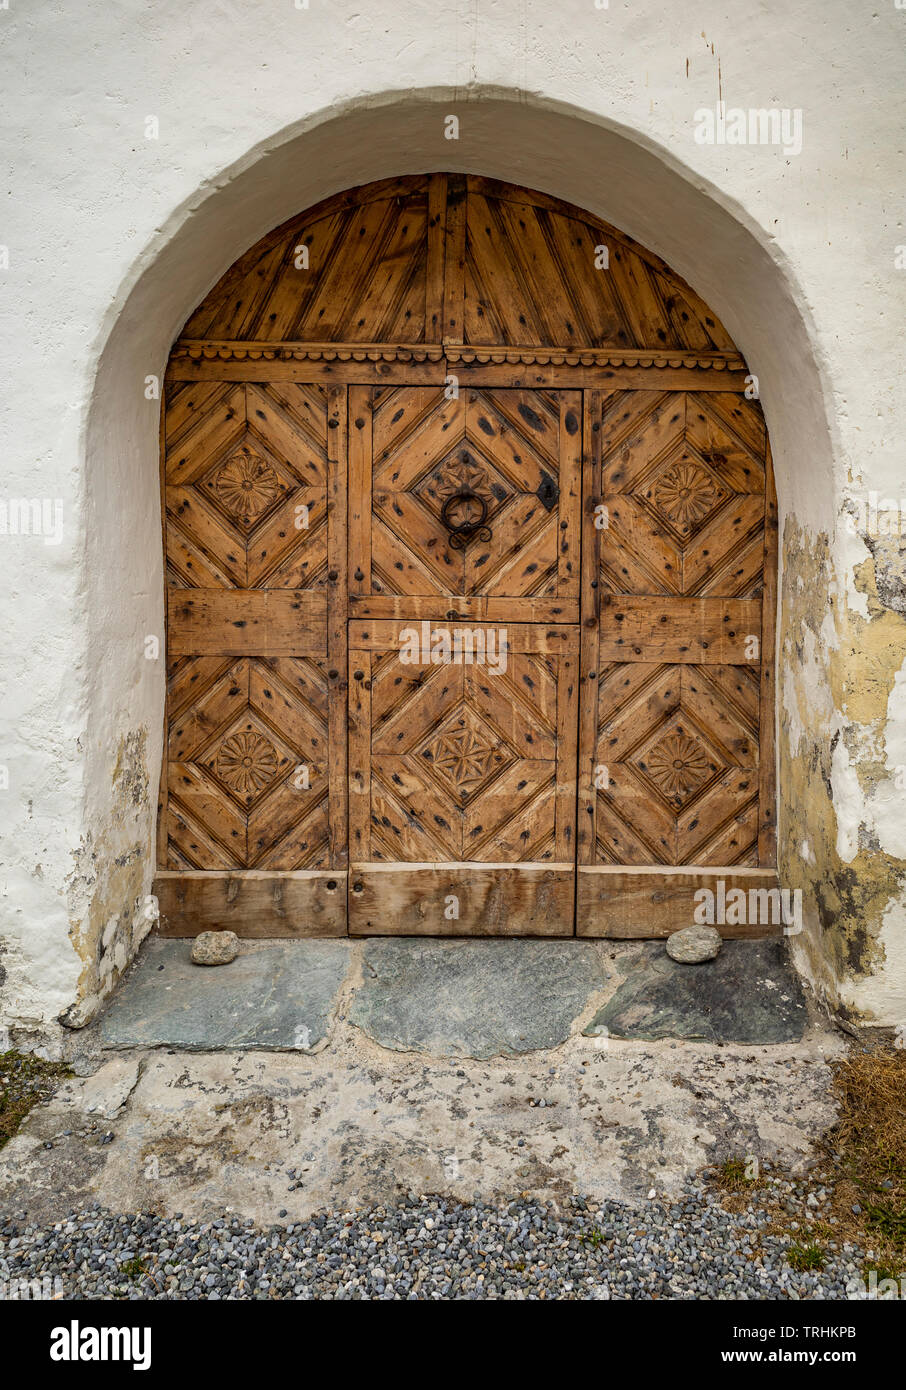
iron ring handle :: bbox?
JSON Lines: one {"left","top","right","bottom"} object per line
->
{"left": 440, "top": 489, "right": 488, "bottom": 536}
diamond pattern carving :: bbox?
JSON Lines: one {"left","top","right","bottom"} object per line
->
{"left": 592, "top": 390, "right": 767, "bottom": 867}
{"left": 594, "top": 662, "right": 761, "bottom": 866}
{"left": 599, "top": 390, "right": 765, "bottom": 596}
{"left": 165, "top": 381, "right": 329, "bottom": 590}
{"left": 420, "top": 704, "right": 511, "bottom": 800}
{"left": 368, "top": 386, "right": 566, "bottom": 600}
{"left": 352, "top": 635, "right": 571, "bottom": 864}
{"left": 165, "top": 655, "right": 332, "bottom": 870}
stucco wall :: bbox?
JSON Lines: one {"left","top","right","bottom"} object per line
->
{"left": 1, "top": 0, "right": 904, "bottom": 1045}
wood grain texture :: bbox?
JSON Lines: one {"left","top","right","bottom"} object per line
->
{"left": 364, "top": 384, "right": 581, "bottom": 607}
{"left": 176, "top": 175, "right": 740, "bottom": 358}
{"left": 349, "top": 595, "right": 579, "bottom": 623}
{"left": 326, "top": 385, "right": 349, "bottom": 866}
{"left": 166, "top": 351, "right": 747, "bottom": 392}
{"left": 348, "top": 864, "right": 575, "bottom": 936}
{"left": 577, "top": 867, "right": 783, "bottom": 938}
{"left": 579, "top": 389, "right": 774, "bottom": 869}
{"left": 162, "top": 379, "right": 346, "bottom": 872}
{"left": 182, "top": 178, "right": 430, "bottom": 344}
{"left": 168, "top": 589, "right": 326, "bottom": 656}
{"left": 758, "top": 440, "right": 779, "bottom": 865}
{"left": 158, "top": 175, "right": 778, "bottom": 935}
{"left": 154, "top": 871, "right": 347, "bottom": 937}
{"left": 347, "top": 621, "right": 579, "bottom": 871}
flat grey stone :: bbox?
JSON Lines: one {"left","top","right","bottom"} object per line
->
{"left": 584, "top": 939, "right": 808, "bottom": 1043}
{"left": 349, "top": 937, "right": 606, "bottom": 1059}
{"left": 666, "top": 924, "right": 722, "bottom": 963}
{"left": 98, "top": 937, "right": 352, "bottom": 1050}
{"left": 191, "top": 930, "right": 239, "bottom": 965}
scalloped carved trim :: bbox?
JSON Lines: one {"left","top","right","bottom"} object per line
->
{"left": 172, "top": 340, "right": 746, "bottom": 372}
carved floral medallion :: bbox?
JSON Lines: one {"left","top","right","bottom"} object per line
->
{"left": 213, "top": 445, "right": 280, "bottom": 524}
{"left": 644, "top": 731, "right": 712, "bottom": 802}
{"left": 433, "top": 453, "right": 493, "bottom": 509}
{"left": 215, "top": 730, "right": 280, "bottom": 797}
{"left": 422, "top": 706, "right": 504, "bottom": 797}
{"left": 650, "top": 462, "right": 722, "bottom": 531}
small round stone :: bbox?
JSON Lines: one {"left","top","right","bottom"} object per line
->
{"left": 191, "top": 931, "right": 240, "bottom": 966}
{"left": 665, "top": 925, "right": 722, "bottom": 963}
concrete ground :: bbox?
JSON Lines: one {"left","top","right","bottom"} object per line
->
{"left": 0, "top": 936, "right": 845, "bottom": 1229}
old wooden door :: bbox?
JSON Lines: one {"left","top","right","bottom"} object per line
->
{"left": 346, "top": 384, "right": 582, "bottom": 935}
{"left": 156, "top": 174, "right": 778, "bottom": 939}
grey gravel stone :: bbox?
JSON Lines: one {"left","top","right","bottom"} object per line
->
{"left": 0, "top": 1176, "right": 870, "bottom": 1300}
{"left": 191, "top": 932, "right": 239, "bottom": 966}
{"left": 666, "top": 925, "right": 722, "bottom": 963}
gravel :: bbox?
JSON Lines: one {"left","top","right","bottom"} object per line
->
{"left": 0, "top": 1176, "right": 873, "bottom": 1300}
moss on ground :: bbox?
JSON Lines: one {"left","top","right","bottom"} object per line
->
{"left": 0, "top": 1050, "right": 72, "bottom": 1150}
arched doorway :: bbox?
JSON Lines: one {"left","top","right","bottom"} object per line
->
{"left": 156, "top": 174, "right": 778, "bottom": 939}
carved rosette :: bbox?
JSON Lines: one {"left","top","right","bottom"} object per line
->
{"left": 423, "top": 708, "right": 503, "bottom": 797}
{"left": 213, "top": 445, "right": 280, "bottom": 525}
{"left": 215, "top": 730, "right": 280, "bottom": 797}
{"left": 651, "top": 462, "right": 722, "bottom": 531}
{"left": 433, "top": 455, "right": 493, "bottom": 509}
{"left": 644, "top": 732, "right": 711, "bottom": 802}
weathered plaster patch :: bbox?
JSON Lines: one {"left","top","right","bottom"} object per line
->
{"left": 842, "top": 896, "right": 906, "bottom": 1024}
{"left": 62, "top": 731, "right": 156, "bottom": 1029}
{"left": 865, "top": 537, "right": 906, "bottom": 620}
{"left": 781, "top": 517, "right": 906, "bottom": 1021}
{"left": 831, "top": 739, "right": 860, "bottom": 863}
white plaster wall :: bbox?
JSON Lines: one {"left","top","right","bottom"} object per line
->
{"left": 1, "top": 0, "right": 904, "bottom": 1035}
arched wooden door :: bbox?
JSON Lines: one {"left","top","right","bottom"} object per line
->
{"left": 156, "top": 175, "right": 778, "bottom": 939}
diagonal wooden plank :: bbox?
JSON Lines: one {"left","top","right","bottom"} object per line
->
{"left": 168, "top": 659, "right": 249, "bottom": 762}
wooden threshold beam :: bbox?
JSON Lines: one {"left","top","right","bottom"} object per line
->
{"left": 154, "top": 871, "right": 347, "bottom": 938}
{"left": 577, "top": 867, "right": 784, "bottom": 939}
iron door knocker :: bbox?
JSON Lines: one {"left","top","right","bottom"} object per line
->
{"left": 440, "top": 490, "right": 493, "bottom": 550}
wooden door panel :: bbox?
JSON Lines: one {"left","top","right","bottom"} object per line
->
{"left": 349, "top": 621, "right": 578, "bottom": 863}
{"left": 348, "top": 617, "right": 579, "bottom": 935}
{"left": 157, "top": 380, "right": 347, "bottom": 935}
{"left": 351, "top": 384, "right": 581, "bottom": 617}
{"left": 578, "top": 389, "right": 774, "bottom": 890}
{"left": 347, "top": 380, "right": 580, "bottom": 939}
{"left": 158, "top": 175, "right": 782, "bottom": 942}
{"left": 597, "top": 595, "right": 761, "bottom": 665}
{"left": 349, "top": 865, "right": 576, "bottom": 938}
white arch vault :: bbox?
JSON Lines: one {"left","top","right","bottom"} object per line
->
{"left": 60, "top": 91, "right": 899, "bottom": 1032}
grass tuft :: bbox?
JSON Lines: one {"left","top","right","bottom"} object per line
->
{"left": 786, "top": 1241, "right": 825, "bottom": 1272}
